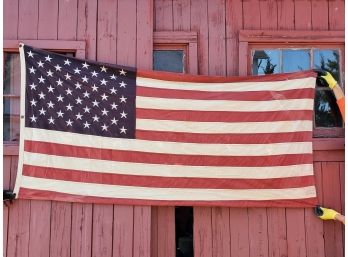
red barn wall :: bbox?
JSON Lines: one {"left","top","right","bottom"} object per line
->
{"left": 3, "top": 0, "right": 344, "bottom": 257}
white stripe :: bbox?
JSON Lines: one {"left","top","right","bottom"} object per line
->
{"left": 21, "top": 176, "right": 317, "bottom": 201}
{"left": 137, "top": 96, "right": 313, "bottom": 112}
{"left": 137, "top": 76, "right": 316, "bottom": 92}
{"left": 137, "top": 119, "right": 313, "bottom": 134}
{"left": 23, "top": 128, "right": 312, "bottom": 156}
{"left": 24, "top": 152, "right": 314, "bottom": 179}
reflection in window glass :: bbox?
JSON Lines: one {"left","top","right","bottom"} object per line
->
{"left": 315, "top": 90, "right": 343, "bottom": 127}
{"left": 252, "top": 50, "right": 280, "bottom": 75}
{"left": 153, "top": 50, "right": 184, "bottom": 73}
{"left": 314, "top": 49, "right": 340, "bottom": 82}
{"left": 283, "top": 49, "right": 310, "bottom": 73}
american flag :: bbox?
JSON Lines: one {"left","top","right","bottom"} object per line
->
{"left": 14, "top": 44, "right": 318, "bottom": 207}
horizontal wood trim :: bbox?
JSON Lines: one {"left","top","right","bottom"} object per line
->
{"left": 4, "top": 144, "right": 19, "bottom": 155}
{"left": 313, "top": 150, "right": 345, "bottom": 162}
{"left": 154, "top": 31, "right": 198, "bottom": 44}
{"left": 3, "top": 40, "right": 86, "bottom": 52}
{"left": 239, "top": 30, "right": 344, "bottom": 43}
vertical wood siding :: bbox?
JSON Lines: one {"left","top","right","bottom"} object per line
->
{"left": 3, "top": 0, "right": 344, "bottom": 257}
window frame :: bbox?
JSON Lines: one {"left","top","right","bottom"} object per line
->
{"left": 3, "top": 40, "right": 86, "bottom": 154}
{"left": 238, "top": 30, "right": 345, "bottom": 140}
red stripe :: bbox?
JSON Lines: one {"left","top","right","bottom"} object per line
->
{"left": 136, "top": 86, "right": 314, "bottom": 101}
{"left": 136, "top": 130, "right": 312, "bottom": 144}
{"left": 23, "top": 164, "right": 316, "bottom": 190}
{"left": 24, "top": 140, "right": 313, "bottom": 167}
{"left": 137, "top": 69, "right": 317, "bottom": 83}
{"left": 18, "top": 188, "right": 318, "bottom": 207}
{"left": 136, "top": 108, "right": 313, "bottom": 122}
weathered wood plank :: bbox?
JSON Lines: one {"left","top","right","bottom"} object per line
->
{"left": 294, "top": 0, "right": 312, "bottom": 30}
{"left": 71, "top": 203, "right": 93, "bottom": 257}
{"left": 277, "top": 0, "right": 295, "bottom": 30}
{"left": 212, "top": 207, "right": 230, "bottom": 257}
{"left": 191, "top": 0, "right": 209, "bottom": 75}
{"left": 113, "top": 205, "right": 134, "bottom": 257}
{"left": 3, "top": 155, "right": 11, "bottom": 257}
{"left": 248, "top": 208, "right": 268, "bottom": 257}
{"left": 50, "top": 202, "right": 72, "bottom": 257}
{"left": 238, "top": 42, "right": 248, "bottom": 76}
{"left": 173, "top": 0, "right": 191, "bottom": 30}
{"left": 329, "top": 0, "right": 344, "bottom": 30}
{"left": 226, "top": 0, "right": 243, "bottom": 76}
{"left": 314, "top": 162, "right": 323, "bottom": 204}
{"left": 38, "top": 0, "right": 58, "bottom": 39}
{"left": 157, "top": 207, "right": 175, "bottom": 257}
{"left": 229, "top": 208, "right": 249, "bottom": 257}
{"left": 155, "top": 0, "right": 173, "bottom": 30}
{"left": 4, "top": 0, "right": 19, "bottom": 39}
{"left": 243, "top": 0, "right": 261, "bottom": 29}
{"left": 18, "top": 0, "right": 38, "bottom": 39}
{"left": 260, "top": 0, "right": 278, "bottom": 30}
{"left": 208, "top": 0, "right": 226, "bottom": 76}
{"left": 77, "top": 0, "right": 98, "bottom": 60}
{"left": 286, "top": 208, "right": 306, "bottom": 257}
{"left": 305, "top": 208, "right": 325, "bottom": 257}
{"left": 133, "top": 206, "right": 151, "bottom": 257}
{"left": 10, "top": 156, "right": 19, "bottom": 191}
{"left": 92, "top": 205, "right": 113, "bottom": 257}
{"left": 311, "top": 0, "right": 329, "bottom": 30}
{"left": 194, "top": 207, "right": 213, "bottom": 257}
{"left": 58, "top": 0, "right": 78, "bottom": 40}
{"left": 267, "top": 208, "right": 287, "bottom": 257}
{"left": 151, "top": 207, "right": 158, "bottom": 257}
{"left": 4, "top": 156, "right": 11, "bottom": 189}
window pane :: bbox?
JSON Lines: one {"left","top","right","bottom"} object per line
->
{"left": 314, "top": 90, "right": 343, "bottom": 127}
{"left": 4, "top": 53, "right": 21, "bottom": 95}
{"left": 153, "top": 50, "right": 184, "bottom": 73}
{"left": 313, "top": 49, "right": 340, "bottom": 82}
{"left": 3, "top": 98, "right": 20, "bottom": 141}
{"left": 252, "top": 50, "right": 280, "bottom": 75}
{"left": 282, "top": 49, "right": 310, "bottom": 72}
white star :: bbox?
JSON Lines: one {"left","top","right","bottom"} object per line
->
{"left": 83, "top": 91, "right": 90, "bottom": 98}
{"left": 120, "top": 126, "right": 127, "bottom": 134}
{"left": 83, "top": 121, "right": 91, "bottom": 128}
{"left": 75, "top": 113, "right": 83, "bottom": 120}
{"left": 30, "top": 115, "right": 37, "bottom": 122}
{"left": 75, "top": 97, "right": 83, "bottom": 104}
{"left": 66, "top": 119, "right": 73, "bottom": 126}
{"left": 56, "top": 79, "right": 63, "bottom": 86}
{"left": 101, "top": 124, "right": 108, "bottom": 131}
{"left": 30, "top": 99, "right": 37, "bottom": 106}
{"left": 65, "top": 88, "right": 72, "bottom": 95}
{"left": 47, "top": 85, "right": 55, "bottom": 93}
{"left": 47, "top": 101, "right": 55, "bottom": 108}
{"left": 38, "top": 76, "right": 45, "bottom": 83}
{"left": 110, "top": 87, "right": 117, "bottom": 94}
{"left": 82, "top": 76, "right": 89, "bottom": 83}
{"left": 57, "top": 95, "right": 64, "bottom": 102}
{"left": 64, "top": 73, "right": 71, "bottom": 80}
{"left": 83, "top": 106, "right": 91, "bottom": 113}
{"left": 119, "top": 69, "right": 127, "bottom": 76}
{"left": 75, "top": 82, "right": 82, "bottom": 89}
{"left": 74, "top": 67, "right": 81, "bottom": 74}
{"left": 119, "top": 81, "right": 127, "bottom": 88}
{"left": 91, "top": 71, "right": 98, "bottom": 77}
{"left": 82, "top": 62, "right": 90, "bottom": 69}
{"left": 39, "top": 108, "right": 46, "bottom": 115}
{"left": 38, "top": 92, "right": 46, "bottom": 99}
{"left": 100, "top": 78, "right": 107, "bottom": 85}
{"left": 57, "top": 110, "right": 64, "bottom": 117}
{"left": 47, "top": 70, "right": 53, "bottom": 77}
{"left": 29, "top": 83, "right": 37, "bottom": 90}
{"left": 29, "top": 67, "right": 36, "bottom": 74}
{"left": 120, "top": 95, "right": 127, "bottom": 103}
{"left": 110, "top": 74, "right": 117, "bottom": 80}
{"left": 120, "top": 111, "right": 127, "bottom": 118}
{"left": 27, "top": 51, "right": 34, "bottom": 58}
{"left": 91, "top": 84, "right": 99, "bottom": 92}
{"left": 101, "top": 108, "right": 109, "bottom": 116}
{"left": 101, "top": 66, "right": 108, "bottom": 72}
{"left": 45, "top": 55, "right": 52, "bottom": 62}
{"left": 92, "top": 100, "right": 100, "bottom": 107}
{"left": 54, "top": 64, "right": 62, "bottom": 71}
{"left": 111, "top": 117, "right": 118, "bottom": 125}
{"left": 37, "top": 60, "right": 44, "bottom": 67}
{"left": 64, "top": 59, "right": 71, "bottom": 65}
{"left": 101, "top": 93, "right": 108, "bottom": 101}
{"left": 92, "top": 115, "right": 100, "bottom": 122}
{"left": 48, "top": 116, "right": 55, "bottom": 124}
{"left": 111, "top": 102, "right": 118, "bottom": 110}
{"left": 66, "top": 103, "right": 73, "bottom": 111}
